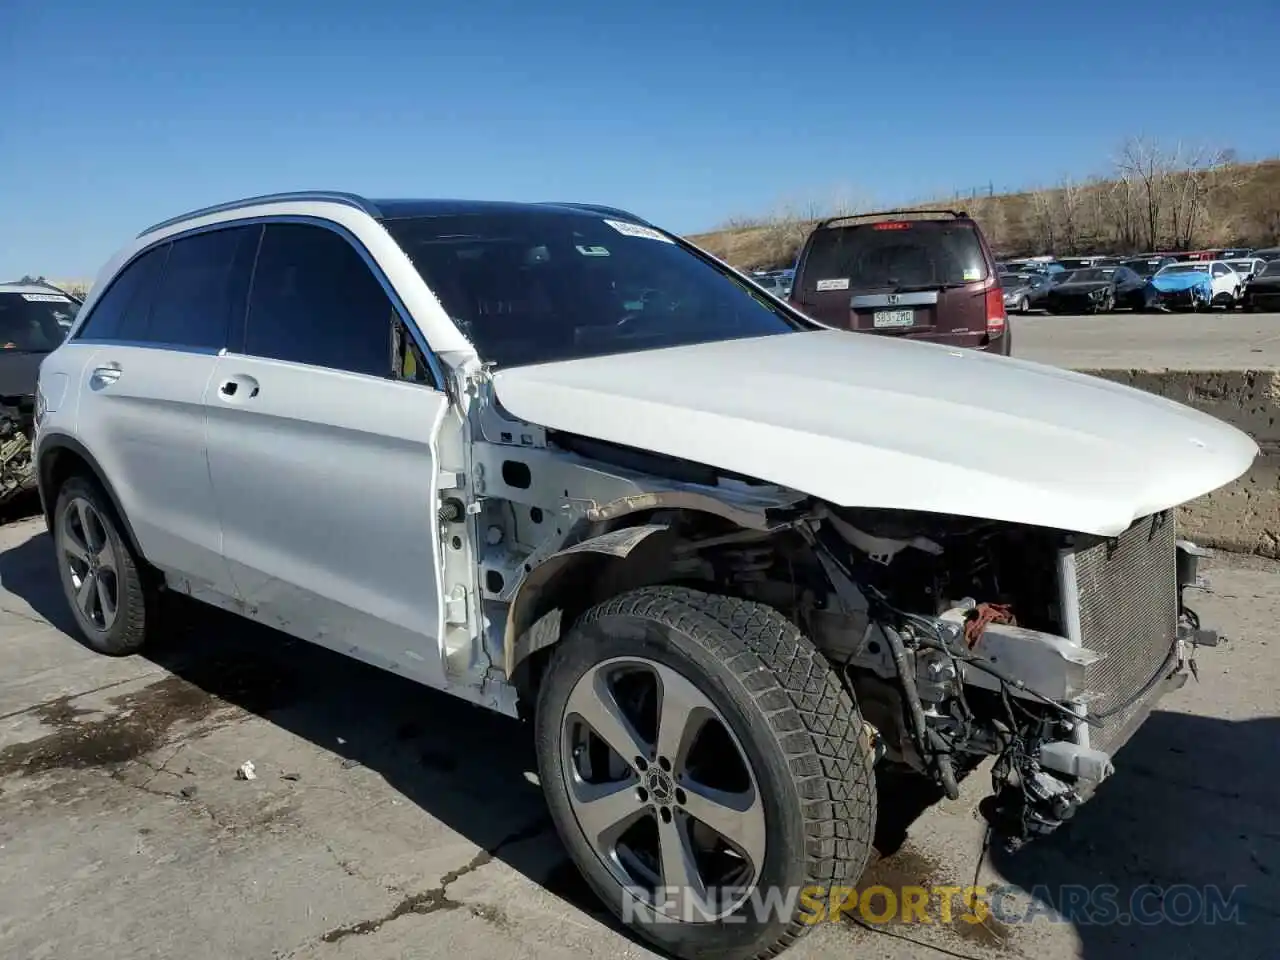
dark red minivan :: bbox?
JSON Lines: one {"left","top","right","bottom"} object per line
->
{"left": 788, "top": 210, "right": 1010, "bottom": 354}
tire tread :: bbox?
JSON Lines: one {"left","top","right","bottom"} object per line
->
{"left": 575, "top": 586, "right": 876, "bottom": 960}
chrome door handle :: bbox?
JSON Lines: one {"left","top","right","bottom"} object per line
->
{"left": 90, "top": 364, "right": 121, "bottom": 386}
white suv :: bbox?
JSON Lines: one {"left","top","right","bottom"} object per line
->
{"left": 35, "top": 193, "right": 1257, "bottom": 960}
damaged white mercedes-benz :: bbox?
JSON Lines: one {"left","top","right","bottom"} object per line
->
{"left": 35, "top": 194, "right": 1259, "bottom": 960}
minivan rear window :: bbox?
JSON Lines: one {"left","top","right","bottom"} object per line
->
{"left": 799, "top": 220, "right": 989, "bottom": 292}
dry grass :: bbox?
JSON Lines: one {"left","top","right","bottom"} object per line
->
{"left": 689, "top": 157, "right": 1280, "bottom": 270}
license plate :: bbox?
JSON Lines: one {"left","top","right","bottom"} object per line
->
{"left": 873, "top": 309, "right": 914, "bottom": 328}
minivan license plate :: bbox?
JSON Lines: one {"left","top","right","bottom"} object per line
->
{"left": 873, "top": 309, "right": 914, "bottom": 328}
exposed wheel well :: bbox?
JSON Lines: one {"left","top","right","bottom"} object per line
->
{"left": 507, "top": 509, "right": 747, "bottom": 714}
{"left": 37, "top": 440, "right": 149, "bottom": 567}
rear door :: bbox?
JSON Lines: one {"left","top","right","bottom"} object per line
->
{"left": 71, "top": 226, "right": 257, "bottom": 598}
{"left": 792, "top": 217, "right": 994, "bottom": 348}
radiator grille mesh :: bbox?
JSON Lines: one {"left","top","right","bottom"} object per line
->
{"left": 1065, "top": 511, "right": 1178, "bottom": 755}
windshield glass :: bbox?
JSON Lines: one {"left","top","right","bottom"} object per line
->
{"left": 1069, "top": 269, "right": 1112, "bottom": 282}
{"left": 799, "top": 220, "right": 989, "bottom": 292}
{"left": 999, "top": 274, "right": 1026, "bottom": 287}
{"left": 380, "top": 212, "right": 807, "bottom": 368}
{"left": 0, "top": 292, "right": 79, "bottom": 352}
{"left": 1159, "top": 264, "right": 1208, "bottom": 275}
{"left": 1123, "top": 259, "right": 1158, "bottom": 275}
{"left": 1226, "top": 261, "right": 1254, "bottom": 273}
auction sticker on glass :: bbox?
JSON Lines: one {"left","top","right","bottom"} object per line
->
{"left": 603, "top": 219, "right": 674, "bottom": 243}
{"left": 873, "top": 309, "right": 914, "bottom": 328}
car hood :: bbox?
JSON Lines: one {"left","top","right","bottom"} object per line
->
{"left": 1152, "top": 273, "right": 1211, "bottom": 292}
{"left": 0, "top": 351, "right": 46, "bottom": 398}
{"left": 1051, "top": 281, "right": 1112, "bottom": 294}
{"left": 491, "top": 331, "right": 1258, "bottom": 537}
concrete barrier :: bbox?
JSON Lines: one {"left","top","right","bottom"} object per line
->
{"left": 1081, "top": 369, "right": 1280, "bottom": 558}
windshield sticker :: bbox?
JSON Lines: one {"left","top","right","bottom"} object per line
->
{"left": 815, "top": 278, "right": 850, "bottom": 292}
{"left": 962, "top": 268, "right": 981, "bottom": 281}
{"left": 604, "top": 219, "right": 674, "bottom": 243}
{"left": 21, "top": 293, "right": 71, "bottom": 303}
{"left": 576, "top": 245, "right": 611, "bottom": 257}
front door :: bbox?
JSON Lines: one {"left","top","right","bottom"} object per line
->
{"left": 202, "top": 221, "right": 451, "bottom": 687}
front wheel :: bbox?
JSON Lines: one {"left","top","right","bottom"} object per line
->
{"left": 1017, "top": 296, "right": 1029, "bottom": 314}
{"left": 535, "top": 586, "right": 876, "bottom": 960}
{"left": 53, "top": 475, "right": 157, "bottom": 655}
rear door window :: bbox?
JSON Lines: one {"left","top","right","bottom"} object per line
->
{"left": 144, "top": 225, "right": 260, "bottom": 350}
{"left": 799, "top": 220, "right": 989, "bottom": 293}
{"left": 75, "top": 245, "right": 169, "bottom": 342}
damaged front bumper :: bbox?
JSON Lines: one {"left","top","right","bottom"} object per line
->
{"left": 979, "top": 536, "right": 1219, "bottom": 848}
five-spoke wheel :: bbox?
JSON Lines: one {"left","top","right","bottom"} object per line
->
{"left": 536, "top": 586, "right": 876, "bottom": 960}
{"left": 53, "top": 475, "right": 154, "bottom": 655}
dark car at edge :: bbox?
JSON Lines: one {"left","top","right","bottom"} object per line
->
{"left": 0, "top": 279, "right": 79, "bottom": 504}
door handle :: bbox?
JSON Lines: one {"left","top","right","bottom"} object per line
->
{"left": 90, "top": 363, "right": 122, "bottom": 386}
{"left": 217, "top": 375, "right": 260, "bottom": 402}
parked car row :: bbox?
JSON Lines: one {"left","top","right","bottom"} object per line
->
{"left": 998, "top": 245, "right": 1280, "bottom": 315}
{"left": 749, "top": 267, "right": 793, "bottom": 298}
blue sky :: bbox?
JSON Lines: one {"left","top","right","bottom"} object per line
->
{"left": 2, "top": 0, "right": 1277, "bottom": 278}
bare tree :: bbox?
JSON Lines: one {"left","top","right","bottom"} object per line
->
{"left": 1054, "top": 178, "right": 1087, "bottom": 252}
{"left": 1029, "top": 189, "right": 1057, "bottom": 252}
{"left": 1117, "top": 136, "right": 1170, "bottom": 249}
{"left": 1093, "top": 172, "right": 1139, "bottom": 251}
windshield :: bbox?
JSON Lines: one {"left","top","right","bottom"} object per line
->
{"left": 1226, "top": 260, "right": 1254, "bottom": 273}
{"left": 1159, "top": 264, "right": 1208, "bottom": 275}
{"left": 0, "top": 292, "right": 79, "bottom": 352}
{"left": 380, "top": 212, "right": 808, "bottom": 368}
{"left": 1069, "top": 269, "right": 1113, "bottom": 282}
{"left": 799, "top": 220, "right": 989, "bottom": 292}
{"left": 999, "top": 274, "right": 1026, "bottom": 287}
{"left": 1123, "top": 259, "right": 1158, "bottom": 275}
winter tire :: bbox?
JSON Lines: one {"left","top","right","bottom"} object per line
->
{"left": 535, "top": 585, "right": 876, "bottom": 960}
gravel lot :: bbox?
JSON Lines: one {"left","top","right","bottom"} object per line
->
{"left": 1, "top": 403, "right": 1278, "bottom": 958}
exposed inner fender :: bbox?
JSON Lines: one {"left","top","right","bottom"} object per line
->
{"left": 503, "top": 522, "right": 671, "bottom": 679}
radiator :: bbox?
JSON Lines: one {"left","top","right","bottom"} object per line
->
{"left": 1057, "top": 510, "right": 1179, "bottom": 756}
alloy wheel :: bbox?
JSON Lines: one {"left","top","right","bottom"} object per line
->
{"left": 560, "top": 656, "right": 766, "bottom": 921}
{"left": 59, "top": 496, "right": 120, "bottom": 632}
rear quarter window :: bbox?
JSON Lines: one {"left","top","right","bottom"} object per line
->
{"left": 798, "top": 220, "right": 989, "bottom": 293}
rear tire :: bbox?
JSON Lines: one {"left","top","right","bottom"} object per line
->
{"left": 535, "top": 586, "right": 876, "bottom": 960}
{"left": 52, "top": 475, "right": 157, "bottom": 656}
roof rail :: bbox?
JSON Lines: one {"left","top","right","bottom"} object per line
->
{"left": 137, "top": 191, "right": 381, "bottom": 238}
{"left": 816, "top": 208, "right": 968, "bottom": 230}
{"left": 540, "top": 202, "right": 652, "bottom": 225}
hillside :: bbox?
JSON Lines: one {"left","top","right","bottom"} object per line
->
{"left": 689, "top": 155, "right": 1280, "bottom": 270}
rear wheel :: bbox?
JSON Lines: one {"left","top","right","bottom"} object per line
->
{"left": 53, "top": 475, "right": 157, "bottom": 656}
{"left": 535, "top": 586, "right": 876, "bottom": 960}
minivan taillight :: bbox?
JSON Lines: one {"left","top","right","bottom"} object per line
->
{"left": 985, "top": 282, "right": 1007, "bottom": 338}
